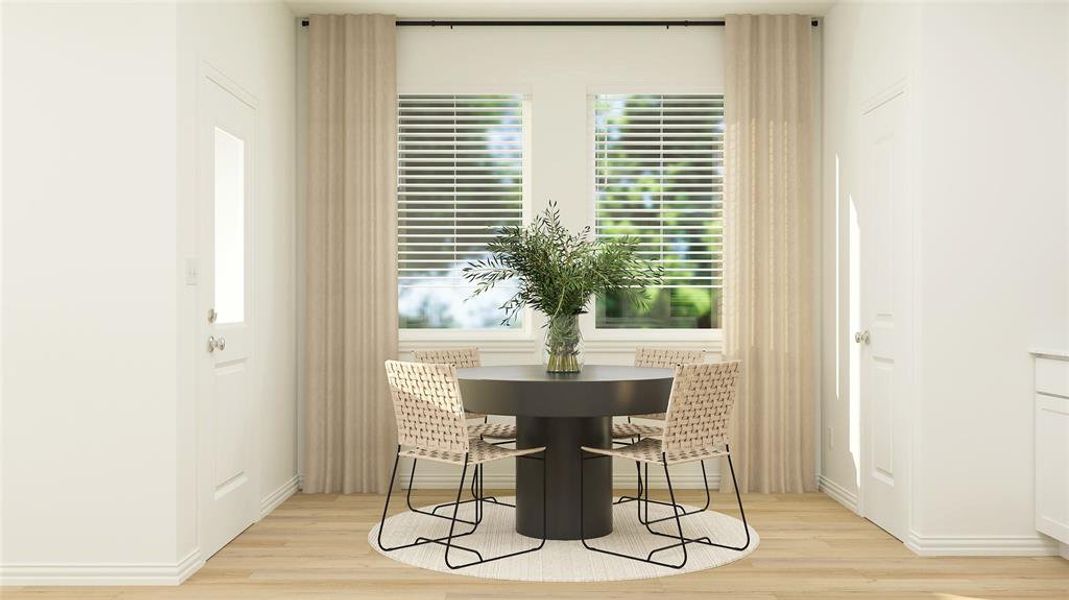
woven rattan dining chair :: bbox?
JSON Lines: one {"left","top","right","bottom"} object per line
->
{"left": 611, "top": 347, "right": 708, "bottom": 514}
{"left": 412, "top": 347, "right": 516, "bottom": 435}
{"left": 411, "top": 347, "right": 486, "bottom": 420}
{"left": 579, "top": 361, "right": 749, "bottom": 569}
{"left": 612, "top": 347, "right": 707, "bottom": 440}
{"left": 412, "top": 347, "right": 516, "bottom": 515}
{"left": 377, "top": 360, "right": 547, "bottom": 569}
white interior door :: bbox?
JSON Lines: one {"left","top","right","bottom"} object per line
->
{"left": 854, "top": 90, "right": 912, "bottom": 541}
{"left": 198, "top": 72, "right": 257, "bottom": 558}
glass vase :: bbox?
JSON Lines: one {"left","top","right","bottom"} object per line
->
{"left": 543, "top": 313, "right": 583, "bottom": 373}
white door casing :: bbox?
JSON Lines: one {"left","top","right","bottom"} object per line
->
{"left": 855, "top": 88, "right": 913, "bottom": 541}
{"left": 197, "top": 68, "right": 258, "bottom": 559}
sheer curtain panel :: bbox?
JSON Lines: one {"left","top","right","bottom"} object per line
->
{"left": 303, "top": 14, "right": 398, "bottom": 494}
{"left": 723, "top": 14, "right": 817, "bottom": 494}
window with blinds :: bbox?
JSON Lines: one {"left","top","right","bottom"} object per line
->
{"left": 397, "top": 94, "right": 525, "bottom": 329}
{"left": 593, "top": 94, "right": 723, "bottom": 329}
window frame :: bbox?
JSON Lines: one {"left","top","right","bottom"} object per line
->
{"left": 396, "top": 91, "right": 534, "bottom": 342}
{"left": 580, "top": 88, "right": 724, "bottom": 344}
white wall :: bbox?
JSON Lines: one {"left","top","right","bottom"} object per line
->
{"left": 1, "top": 0, "right": 297, "bottom": 585}
{"left": 821, "top": 0, "right": 1069, "bottom": 555}
{"left": 910, "top": 1, "right": 1068, "bottom": 554}
{"left": 1, "top": 0, "right": 181, "bottom": 574}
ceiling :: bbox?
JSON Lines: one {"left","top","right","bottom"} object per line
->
{"left": 284, "top": 0, "right": 838, "bottom": 18}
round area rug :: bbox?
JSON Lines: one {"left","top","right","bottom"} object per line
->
{"left": 368, "top": 496, "right": 759, "bottom": 582}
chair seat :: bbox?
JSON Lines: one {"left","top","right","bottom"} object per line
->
{"left": 468, "top": 421, "right": 516, "bottom": 439}
{"left": 611, "top": 421, "right": 663, "bottom": 438}
{"left": 400, "top": 438, "right": 544, "bottom": 466}
{"left": 465, "top": 411, "right": 487, "bottom": 420}
{"left": 631, "top": 412, "right": 666, "bottom": 420}
{"left": 582, "top": 437, "right": 728, "bottom": 465}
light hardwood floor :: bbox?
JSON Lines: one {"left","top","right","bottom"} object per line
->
{"left": 4, "top": 491, "right": 1067, "bottom": 599}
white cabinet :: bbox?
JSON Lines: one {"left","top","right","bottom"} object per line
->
{"left": 1033, "top": 351, "right": 1069, "bottom": 559}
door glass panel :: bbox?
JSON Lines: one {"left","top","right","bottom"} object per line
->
{"left": 214, "top": 127, "right": 245, "bottom": 324}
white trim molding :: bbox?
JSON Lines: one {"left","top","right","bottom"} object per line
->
{"left": 260, "top": 474, "right": 300, "bottom": 518}
{"left": 399, "top": 335, "right": 724, "bottom": 356}
{"left": 905, "top": 531, "right": 1060, "bottom": 557}
{"left": 818, "top": 474, "right": 858, "bottom": 513}
{"left": 0, "top": 548, "right": 204, "bottom": 587}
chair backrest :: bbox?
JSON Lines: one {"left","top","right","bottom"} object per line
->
{"left": 634, "top": 346, "right": 706, "bottom": 369}
{"left": 660, "top": 361, "right": 741, "bottom": 454}
{"left": 384, "top": 360, "right": 470, "bottom": 454}
{"left": 412, "top": 347, "right": 481, "bottom": 368}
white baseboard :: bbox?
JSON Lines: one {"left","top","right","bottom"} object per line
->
{"left": 174, "top": 549, "right": 204, "bottom": 584}
{"left": 260, "top": 474, "right": 300, "bottom": 518}
{"left": 0, "top": 472, "right": 300, "bottom": 589}
{"left": 0, "top": 548, "right": 203, "bottom": 587}
{"left": 818, "top": 474, "right": 858, "bottom": 513}
{"left": 905, "top": 531, "right": 1060, "bottom": 557}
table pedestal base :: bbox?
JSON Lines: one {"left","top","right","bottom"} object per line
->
{"left": 515, "top": 416, "right": 612, "bottom": 540}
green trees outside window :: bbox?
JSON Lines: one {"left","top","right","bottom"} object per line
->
{"left": 593, "top": 94, "right": 724, "bottom": 329}
{"left": 395, "top": 93, "right": 724, "bottom": 331}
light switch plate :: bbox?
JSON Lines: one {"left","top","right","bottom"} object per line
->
{"left": 185, "top": 257, "right": 199, "bottom": 286}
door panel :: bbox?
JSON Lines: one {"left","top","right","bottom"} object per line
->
{"left": 198, "top": 72, "right": 257, "bottom": 559}
{"left": 857, "top": 90, "right": 911, "bottom": 540}
{"left": 871, "top": 360, "right": 894, "bottom": 480}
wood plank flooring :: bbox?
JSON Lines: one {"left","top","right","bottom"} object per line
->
{"left": 3, "top": 491, "right": 1067, "bottom": 599}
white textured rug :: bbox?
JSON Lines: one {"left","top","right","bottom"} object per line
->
{"left": 368, "top": 496, "right": 759, "bottom": 581}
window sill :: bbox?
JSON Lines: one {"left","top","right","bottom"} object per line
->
{"left": 399, "top": 330, "right": 723, "bottom": 355}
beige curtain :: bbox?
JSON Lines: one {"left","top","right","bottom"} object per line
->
{"left": 303, "top": 14, "right": 398, "bottom": 494}
{"left": 722, "top": 14, "right": 816, "bottom": 493}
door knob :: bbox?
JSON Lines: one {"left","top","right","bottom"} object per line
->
{"left": 854, "top": 330, "right": 871, "bottom": 345}
{"left": 207, "top": 336, "right": 226, "bottom": 352}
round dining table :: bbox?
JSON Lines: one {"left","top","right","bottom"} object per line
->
{"left": 456, "top": 364, "right": 674, "bottom": 540}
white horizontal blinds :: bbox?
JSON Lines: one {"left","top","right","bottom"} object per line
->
{"left": 594, "top": 94, "right": 723, "bottom": 289}
{"left": 397, "top": 94, "right": 524, "bottom": 288}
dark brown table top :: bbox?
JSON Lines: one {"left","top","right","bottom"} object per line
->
{"left": 456, "top": 364, "right": 674, "bottom": 418}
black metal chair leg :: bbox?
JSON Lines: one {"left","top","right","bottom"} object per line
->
{"left": 641, "top": 450, "right": 751, "bottom": 552}
{"left": 444, "top": 455, "right": 547, "bottom": 570}
{"left": 722, "top": 450, "right": 752, "bottom": 551}
{"left": 579, "top": 451, "right": 689, "bottom": 570}
{"left": 633, "top": 460, "right": 686, "bottom": 526}
{"left": 375, "top": 448, "right": 403, "bottom": 551}
{"left": 644, "top": 457, "right": 688, "bottom": 566}
{"left": 478, "top": 463, "right": 515, "bottom": 508}
{"left": 442, "top": 459, "right": 483, "bottom": 566}
{"left": 377, "top": 449, "right": 481, "bottom": 554}
{"left": 635, "top": 460, "right": 643, "bottom": 521}
{"left": 642, "top": 460, "right": 711, "bottom": 528}
{"left": 644, "top": 462, "right": 650, "bottom": 524}
{"left": 406, "top": 457, "right": 481, "bottom": 527}
{"left": 430, "top": 462, "right": 514, "bottom": 515}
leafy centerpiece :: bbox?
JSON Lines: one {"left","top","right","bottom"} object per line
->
{"left": 464, "top": 203, "right": 662, "bottom": 373}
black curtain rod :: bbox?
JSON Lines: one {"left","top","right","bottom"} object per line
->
{"left": 299, "top": 18, "right": 819, "bottom": 28}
